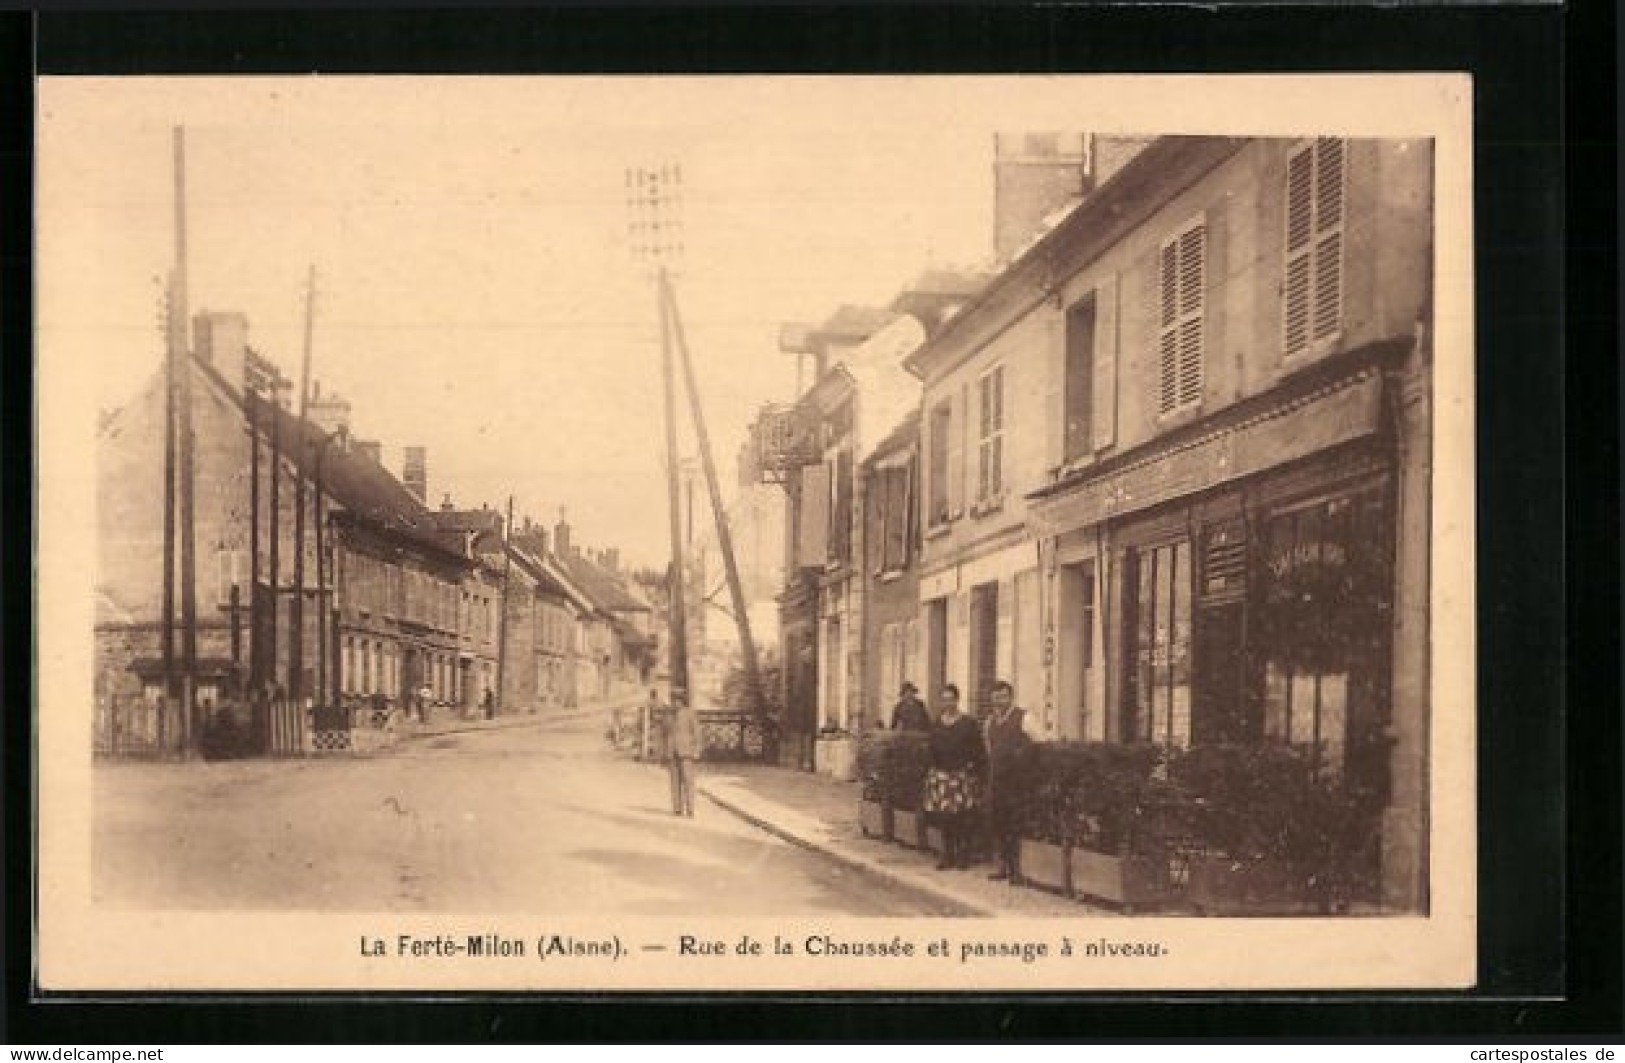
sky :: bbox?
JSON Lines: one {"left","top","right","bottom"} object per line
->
{"left": 39, "top": 74, "right": 1465, "bottom": 569}
{"left": 40, "top": 76, "right": 1029, "bottom": 568}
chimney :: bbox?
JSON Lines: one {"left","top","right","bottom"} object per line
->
{"left": 193, "top": 311, "right": 250, "bottom": 393}
{"left": 354, "top": 440, "right": 382, "bottom": 465}
{"left": 308, "top": 382, "right": 353, "bottom": 438}
{"left": 440, "top": 493, "right": 455, "bottom": 512}
{"left": 992, "top": 131, "right": 1089, "bottom": 263}
{"left": 403, "top": 446, "right": 427, "bottom": 503}
{"left": 553, "top": 511, "right": 572, "bottom": 559}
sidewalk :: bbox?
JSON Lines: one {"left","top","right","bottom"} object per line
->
{"left": 695, "top": 763, "right": 1110, "bottom": 918}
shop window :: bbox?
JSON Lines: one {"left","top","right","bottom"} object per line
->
{"left": 977, "top": 365, "right": 1005, "bottom": 501}
{"left": 1258, "top": 488, "right": 1391, "bottom": 780}
{"left": 1157, "top": 219, "right": 1206, "bottom": 416}
{"left": 1283, "top": 138, "right": 1346, "bottom": 358}
{"left": 1124, "top": 540, "right": 1193, "bottom": 747}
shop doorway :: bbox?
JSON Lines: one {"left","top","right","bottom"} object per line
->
{"left": 969, "top": 581, "right": 999, "bottom": 719}
{"left": 925, "top": 598, "right": 948, "bottom": 705}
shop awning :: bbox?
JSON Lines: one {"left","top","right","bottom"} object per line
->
{"left": 1027, "top": 365, "right": 1386, "bottom": 539}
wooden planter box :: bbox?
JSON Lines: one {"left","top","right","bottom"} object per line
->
{"left": 1185, "top": 855, "right": 1322, "bottom": 915}
{"left": 1018, "top": 839, "right": 1070, "bottom": 894}
{"left": 859, "top": 798, "right": 893, "bottom": 841}
{"left": 1068, "top": 848, "right": 1179, "bottom": 912}
{"left": 893, "top": 809, "right": 927, "bottom": 849}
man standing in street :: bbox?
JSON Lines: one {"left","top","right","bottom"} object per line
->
{"left": 984, "top": 679, "right": 1036, "bottom": 882}
{"left": 668, "top": 692, "right": 700, "bottom": 817}
{"left": 889, "top": 681, "right": 931, "bottom": 732}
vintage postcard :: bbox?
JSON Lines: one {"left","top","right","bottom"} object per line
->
{"left": 36, "top": 73, "right": 1475, "bottom": 991}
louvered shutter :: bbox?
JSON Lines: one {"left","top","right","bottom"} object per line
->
{"left": 1311, "top": 138, "right": 1345, "bottom": 343}
{"left": 1158, "top": 222, "right": 1205, "bottom": 415}
{"left": 1158, "top": 242, "right": 1180, "bottom": 415}
{"left": 1176, "top": 224, "right": 1206, "bottom": 408}
{"left": 1093, "top": 274, "right": 1118, "bottom": 450}
{"left": 1284, "top": 139, "right": 1345, "bottom": 356}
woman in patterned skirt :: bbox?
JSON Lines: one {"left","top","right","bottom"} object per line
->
{"left": 923, "top": 684, "right": 987, "bottom": 870}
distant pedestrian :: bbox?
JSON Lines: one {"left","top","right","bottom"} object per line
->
{"left": 482, "top": 686, "right": 495, "bottom": 720}
{"left": 667, "top": 693, "right": 699, "bottom": 817}
{"left": 984, "top": 679, "right": 1036, "bottom": 883}
{"left": 639, "top": 687, "right": 664, "bottom": 759}
{"left": 890, "top": 681, "right": 931, "bottom": 732}
{"left": 922, "top": 684, "right": 985, "bottom": 870}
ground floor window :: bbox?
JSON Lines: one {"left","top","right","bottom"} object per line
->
{"left": 1123, "top": 539, "right": 1193, "bottom": 747}
{"left": 1257, "top": 486, "right": 1392, "bottom": 781}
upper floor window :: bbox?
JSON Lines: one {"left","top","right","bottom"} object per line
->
{"left": 1063, "top": 293, "right": 1097, "bottom": 462}
{"left": 927, "top": 399, "right": 952, "bottom": 526}
{"left": 976, "top": 365, "right": 1005, "bottom": 501}
{"left": 1157, "top": 218, "right": 1206, "bottom": 417}
{"left": 1284, "top": 138, "right": 1346, "bottom": 357}
{"left": 873, "top": 455, "right": 915, "bottom": 575}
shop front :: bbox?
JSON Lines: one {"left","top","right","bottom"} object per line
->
{"left": 1029, "top": 353, "right": 1414, "bottom": 907}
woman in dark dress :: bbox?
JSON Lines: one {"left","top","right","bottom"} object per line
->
{"left": 922, "top": 684, "right": 987, "bottom": 870}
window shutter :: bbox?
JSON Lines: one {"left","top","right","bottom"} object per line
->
{"left": 903, "top": 453, "right": 916, "bottom": 564}
{"left": 946, "top": 387, "right": 964, "bottom": 516}
{"left": 1311, "top": 138, "right": 1345, "bottom": 343}
{"left": 1176, "top": 223, "right": 1206, "bottom": 408}
{"left": 1285, "top": 139, "right": 1344, "bottom": 356}
{"left": 797, "top": 463, "right": 829, "bottom": 568}
{"left": 1092, "top": 274, "right": 1118, "bottom": 450}
{"left": 1158, "top": 222, "right": 1206, "bottom": 415}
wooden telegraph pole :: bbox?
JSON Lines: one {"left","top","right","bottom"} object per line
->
{"left": 665, "top": 273, "right": 768, "bottom": 717}
{"left": 628, "top": 162, "right": 765, "bottom": 718}
{"left": 160, "top": 271, "right": 177, "bottom": 752}
{"left": 173, "top": 126, "right": 200, "bottom": 751}
{"left": 628, "top": 164, "right": 690, "bottom": 706}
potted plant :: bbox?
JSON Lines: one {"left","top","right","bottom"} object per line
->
{"left": 1062, "top": 743, "right": 1182, "bottom": 912}
{"left": 886, "top": 731, "right": 931, "bottom": 849}
{"left": 856, "top": 729, "right": 895, "bottom": 841}
{"left": 1173, "top": 743, "right": 1376, "bottom": 915}
{"left": 1016, "top": 744, "right": 1078, "bottom": 894}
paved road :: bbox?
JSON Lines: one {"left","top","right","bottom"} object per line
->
{"left": 93, "top": 712, "right": 957, "bottom": 916}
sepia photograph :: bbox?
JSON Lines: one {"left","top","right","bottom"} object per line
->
{"left": 35, "top": 74, "right": 1476, "bottom": 991}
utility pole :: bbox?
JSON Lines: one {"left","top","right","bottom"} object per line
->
{"left": 174, "top": 126, "right": 199, "bottom": 752}
{"left": 160, "top": 272, "right": 176, "bottom": 752}
{"left": 291, "top": 265, "right": 316, "bottom": 706}
{"left": 664, "top": 272, "right": 768, "bottom": 718}
{"left": 248, "top": 386, "right": 263, "bottom": 746}
{"left": 313, "top": 440, "right": 327, "bottom": 713}
{"left": 628, "top": 163, "right": 689, "bottom": 706}
{"left": 495, "top": 495, "right": 514, "bottom": 715}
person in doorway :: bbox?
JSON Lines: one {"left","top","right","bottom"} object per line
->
{"left": 667, "top": 692, "right": 700, "bottom": 817}
{"left": 481, "top": 686, "right": 495, "bottom": 720}
{"left": 984, "top": 679, "right": 1037, "bottom": 883}
{"left": 922, "top": 684, "right": 986, "bottom": 870}
{"left": 889, "top": 681, "right": 931, "bottom": 732}
{"left": 419, "top": 682, "right": 433, "bottom": 723}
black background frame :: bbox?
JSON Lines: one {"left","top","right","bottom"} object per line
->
{"left": 2, "top": 0, "right": 1616, "bottom": 1042}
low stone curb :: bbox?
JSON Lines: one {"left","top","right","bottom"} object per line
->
{"left": 696, "top": 776, "right": 1001, "bottom": 918}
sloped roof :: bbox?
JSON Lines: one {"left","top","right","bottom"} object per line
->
{"left": 192, "top": 352, "right": 469, "bottom": 565}
{"left": 556, "top": 550, "right": 652, "bottom": 614}
{"left": 862, "top": 407, "right": 921, "bottom": 467}
{"left": 817, "top": 304, "right": 897, "bottom": 344}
